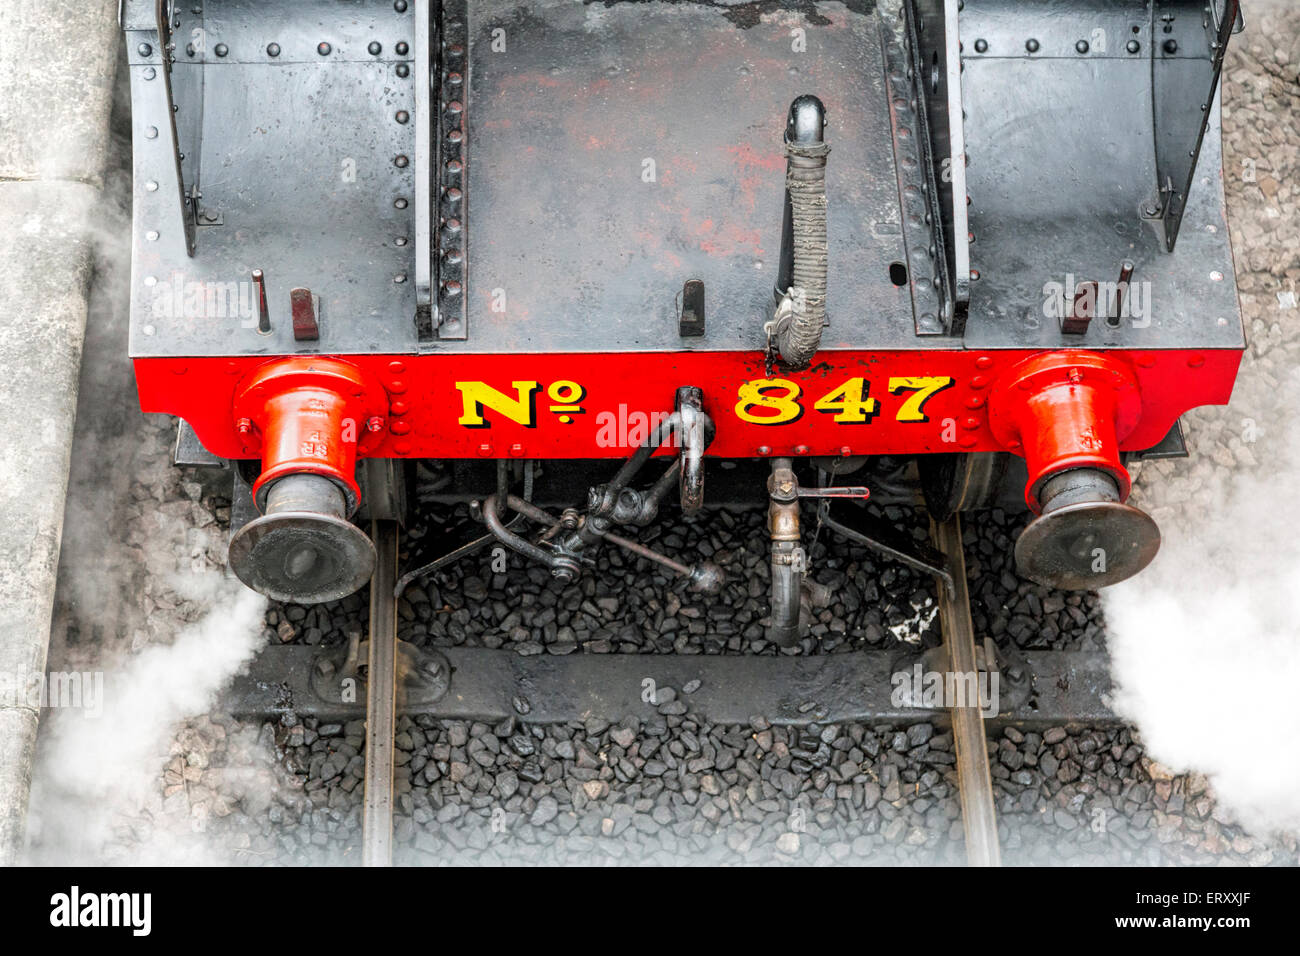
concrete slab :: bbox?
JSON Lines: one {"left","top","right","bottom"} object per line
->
{"left": 0, "top": 0, "right": 120, "bottom": 183}
{"left": 0, "top": 0, "right": 120, "bottom": 864}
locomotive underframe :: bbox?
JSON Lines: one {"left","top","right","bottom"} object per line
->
{"left": 122, "top": 0, "right": 1247, "bottom": 607}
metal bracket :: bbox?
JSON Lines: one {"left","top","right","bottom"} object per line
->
{"left": 174, "top": 420, "right": 225, "bottom": 467}
{"left": 1152, "top": 0, "right": 1240, "bottom": 251}
{"left": 310, "top": 632, "right": 451, "bottom": 707}
{"left": 414, "top": 0, "right": 434, "bottom": 318}
{"left": 434, "top": 0, "right": 468, "bottom": 340}
{"left": 902, "top": 0, "right": 970, "bottom": 334}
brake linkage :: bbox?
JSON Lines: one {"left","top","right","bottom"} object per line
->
{"left": 481, "top": 387, "right": 725, "bottom": 594}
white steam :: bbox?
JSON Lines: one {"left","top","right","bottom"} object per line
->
{"left": 27, "top": 575, "right": 266, "bottom": 864}
{"left": 1105, "top": 378, "right": 1300, "bottom": 838}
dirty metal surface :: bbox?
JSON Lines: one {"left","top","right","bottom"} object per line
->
{"left": 462, "top": 0, "right": 921, "bottom": 354}
{"left": 958, "top": 0, "right": 1243, "bottom": 351}
{"left": 124, "top": 0, "right": 419, "bottom": 358}
{"left": 223, "top": 644, "right": 1120, "bottom": 729}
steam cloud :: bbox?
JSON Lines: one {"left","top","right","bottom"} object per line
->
{"left": 27, "top": 579, "right": 266, "bottom": 864}
{"left": 1105, "top": 375, "right": 1300, "bottom": 840}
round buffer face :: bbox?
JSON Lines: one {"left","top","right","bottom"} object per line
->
{"left": 1015, "top": 500, "right": 1161, "bottom": 591}
{"left": 229, "top": 511, "right": 377, "bottom": 604}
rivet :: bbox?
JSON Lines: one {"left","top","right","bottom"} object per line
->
{"left": 1075, "top": 39, "right": 1089, "bottom": 54}
{"left": 143, "top": 67, "right": 157, "bottom": 80}
{"left": 369, "top": 41, "right": 383, "bottom": 55}
{"left": 1127, "top": 39, "right": 1141, "bottom": 54}
{"left": 970, "top": 269, "right": 980, "bottom": 280}
{"left": 396, "top": 63, "right": 410, "bottom": 78}
{"left": 394, "top": 197, "right": 408, "bottom": 209}
{"left": 965, "top": 396, "right": 984, "bottom": 409}
{"left": 396, "top": 41, "right": 409, "bottom": 56}
{"left": 1210, "top": 270, "right": 1224, "bottom": 281}
{"left": 756, "top": 446, "right": 771, "bottom": 456}
{"left": 394, "top": 0, "right": 408, "bottom": 11}
{"left": 146, "top": 230, "right": 159, "bottom": 241}
{"left": 391, "top": 421, "right": 411, "bottom": 435}
{"left": 388, "top": 360, "right": 407, "bottom": 374}
{"left": 394, "top": 236, "right": 408, "bottom": 246}
{"left": 443, "top": 280, "right": 462, "bottom": 296}
{"left": 447, "top": 160, "right": 463, "bottom": 174}
{"left": 214, "top": 43, "right": 228, "bottom": 57}
{"left": 975, "top": 355, "right": 994, "bottom": 369}
{"left": 143, "top": 276, "right": 157, "bottom": 287}
{"left": 143, "top": 324, "right": 156, "bottom": 336}
{"left": 446, "top": 100, "right": 464, "bottom": 115}
{"left": 390, "top": 400, "right": 410, "bottom": 415}
{"left": 839, "top": 446, "right": 852, "bottom": 457}
{"left": 267, "top": 42, "right": 281, "bottom": 57}
{"left": 477, "top": 443, "right": 494, "bottom": 458}
{"left": 1188, "top": 355, "right": 1205, "bottom": 368}
{"left": 145, "top": 126, "right": 159, "bottom": 139}
{"left": 139, "top": 42, "right": 153, "bottom": 56}
{"left": 970, "top": 374, "right": 989, "bottom": 389}
{"left": 509, "top": 443, "right": 525, "bottom": 458}
{"left": 145, "top": 180, "right": 159, "bottom": 191}
{"left": 1025, "top": 38, "right": 1039, "bottom": 53}
{"left": 448, "top": 71, "right": 463, "bottom": 86}
{"left": 318, "top": 42, "right": 332, "bottom": 56}
{"left": 444, "top": 249, "right": 463, "bottom": 264}
{"left": 959, "top": 436, "right": 976, "bottom": 448}
{"left": 974, "top": 38, "right": 988, "bottom": 53}
{"left": 394, "top": 441, "right": 412, "bottom": 454}
{"left": 388, "top": 380, "right": 407, "bottom": 394}
{"left": 1163, "top": 39, "right": 1178, "bottom": 55}
{"left": 447, "top": 129, "right": 463, "bottom": 144}
{"left": 394, "top": 154, "right": 409, "bottom": 168}
{"left": 394, "top": 273, "right": 407, "bottom": 283}
{"left": 395, "top": 110, "right": 410, "bottom": 124}
{"left": 793, "top": 444, "right": 810, "bottom": 455}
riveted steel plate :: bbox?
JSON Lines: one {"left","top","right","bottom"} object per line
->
{"left": 126, "top": 0, "right": 420, "bottom": 358}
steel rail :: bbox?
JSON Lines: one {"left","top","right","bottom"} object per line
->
{"left": 361, "top": 520, "right": 400, "bottom": 867}
{"left": 931, "top": 514, "right": 1001, "bottom": 867}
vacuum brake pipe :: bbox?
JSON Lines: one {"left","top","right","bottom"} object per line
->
{"left": 772, "top": 94, "right": 830, "bottom": 370}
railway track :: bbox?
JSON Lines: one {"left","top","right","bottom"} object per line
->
{"left": 344, "top": 511, "right": 1008, "bottom": 867}
{"left": 361, "top": 521, "right": 400, "bottom": 867}
{"left": 931, "top": 515, "right": 1001, "bottom": 867}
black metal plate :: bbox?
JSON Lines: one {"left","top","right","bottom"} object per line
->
{"left": 461, "top": 0, "right": 923, "bottom": 354}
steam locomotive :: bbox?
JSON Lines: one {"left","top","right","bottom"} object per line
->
{"left": 122, "top": 0, "right": 1245, "bottom": 643}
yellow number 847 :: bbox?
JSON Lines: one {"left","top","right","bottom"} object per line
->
{"left": 734, "top": 376, "right": 953, "bottom": 426}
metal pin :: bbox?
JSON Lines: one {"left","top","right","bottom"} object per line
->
{"left": 253, "top": 269, "right": 271, "bottom": 334}
{"left": 1111, "top": 259, "right": 1134, "bottom": 327}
